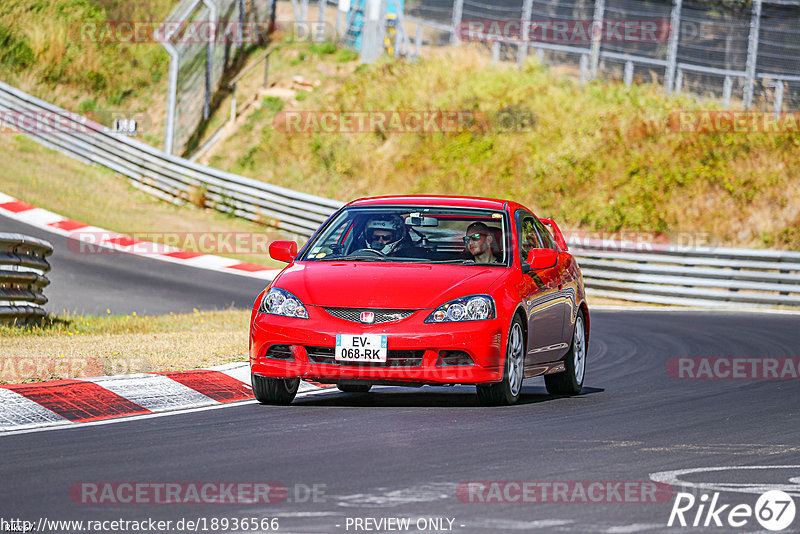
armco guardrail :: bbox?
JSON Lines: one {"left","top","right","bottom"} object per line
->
{"left": 0, "top": 234, "right": 53, "bottom": 324}
{"left": 0, "top": 80, "right": 343, "bottom": 237}
{"left": 570, "top": 238, "right": 800, "bottom": 308}
{"left": 2, "top": 80, "right": 799, "bottom": 308}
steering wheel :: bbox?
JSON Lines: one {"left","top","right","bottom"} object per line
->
{"left": 351, "top": 247, "right": 388, "bottom": 258}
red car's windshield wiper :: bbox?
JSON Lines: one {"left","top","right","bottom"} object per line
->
{"left": 314, "top": 255, "right": 390, "bottom": 262}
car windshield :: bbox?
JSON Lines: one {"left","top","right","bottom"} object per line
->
{"left": 299, "top": 206, "right": 510, "bottom": 266}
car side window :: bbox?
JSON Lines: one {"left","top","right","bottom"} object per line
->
{"left": 516, "top": 210, "right": 542, "bottom": 263}
{"left": 532, "top": 217, "right": 558, "bottom": 251}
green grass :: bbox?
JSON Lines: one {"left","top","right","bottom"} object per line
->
{"left": 205, "top": 42, "right": 800, "bottom": 249}
{"left": 0, "top": 0, "right": 172, "bottom": 101}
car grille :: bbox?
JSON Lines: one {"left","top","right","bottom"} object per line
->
{"left": 305, "top": 346, "right": 424, "bottom": 367}
{"left": 322, "top": 307, "right": 416, "bottom": 324}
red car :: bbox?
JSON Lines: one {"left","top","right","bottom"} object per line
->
{"left": 249, "top": 196, "right": 589, "bottom": 405}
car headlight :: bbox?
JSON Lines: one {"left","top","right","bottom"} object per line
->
{"left": 259, "top": 287, "right": 308, "bottom": 319}
{"left": 425, "top": 295, "right": 495, "bottom": 323}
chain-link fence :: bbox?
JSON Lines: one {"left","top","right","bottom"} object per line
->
{"left": 162, "top": 0, "right": 274, "bottom": 155}
{"left": 401, "top": 0, "right": 800, "bottom": 111}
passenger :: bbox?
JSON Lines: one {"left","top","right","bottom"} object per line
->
{"left": 464, "top": 222, "right": 499, "bottom": 263}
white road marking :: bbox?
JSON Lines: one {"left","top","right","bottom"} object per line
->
{"left": 468, "top": 519, "right": 574, "bottom": 530}
{"left": 650, "top": 465, "right": 800, "bottom": 496}
{"left": 334, "top": 483, "right": 457, "bottom": 508}
{"left": 603, "top": 523, "right": 664, "bottom": 533}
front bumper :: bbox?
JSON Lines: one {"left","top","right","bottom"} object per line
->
{"left": 250, "top": 307, "right": 505, "bottom": 385}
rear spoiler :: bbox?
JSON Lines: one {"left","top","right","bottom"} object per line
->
{"left": 539, "top": 217, "right": 568, "bottom": 251}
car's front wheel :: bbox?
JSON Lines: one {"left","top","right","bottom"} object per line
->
{"left": 545, "top": 310, "right": 586, "bottom": 395}
{"left": 476, "top": 315, "right": 525, "bottom": 406}
{"left": 252, "top": 375, "right": 300, "bottom": 405}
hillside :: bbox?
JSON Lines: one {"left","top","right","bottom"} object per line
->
{"left": 0, "top": 0, "right": 175, "bottom": 146}
{"left": 202, "top": 41, "right": 800, "bottom": 250}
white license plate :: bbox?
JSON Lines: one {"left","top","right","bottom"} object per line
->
{"left": 335, "top": 334, "right": 387, "bottom": 363}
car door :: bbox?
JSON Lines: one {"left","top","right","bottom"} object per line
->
{"left": 515, "top": 210, "right": 567, "bottom": 365}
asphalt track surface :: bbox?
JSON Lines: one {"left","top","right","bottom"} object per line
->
{"left": 2, "top": 312, "right": 800, "bottom": 532}
{"left": 3, "top": 214, "right": 800, "bottom": 533}
{"left": 1, "top": 213, "right": 268, "bottom": 315}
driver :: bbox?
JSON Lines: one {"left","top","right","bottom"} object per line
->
{"left": 362, "top": 215, "right": 414, "bottom": 257}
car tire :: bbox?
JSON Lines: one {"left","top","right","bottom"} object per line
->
{"left": 476, "top": 315, "right": 525, "bottom": 406}
{"left": 545, "top": 310, "right": 586, "bottom": 395}
{"left": 336, "top": 384, "right": 372, "bottom": 393}
{"left": 252, "top": 375, "right": 300, "bottom": 405}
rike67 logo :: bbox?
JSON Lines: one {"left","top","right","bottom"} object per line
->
{"left": 669, "top": 490, "right": 796, "bottom": 531}
{"left": 654, "top": 466, "right": 800, "bottom": 531}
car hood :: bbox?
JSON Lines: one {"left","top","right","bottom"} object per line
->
{"left": 273, "top": 261, "right": 506, "bottom": 309}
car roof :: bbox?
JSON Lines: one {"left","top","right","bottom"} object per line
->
{"left": 348, "top": 195, "right": 511, "bottom": 210}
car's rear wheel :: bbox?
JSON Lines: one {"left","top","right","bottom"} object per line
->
{"left": 252, "top": 375, "right": 300, "bottom": 405}
{"left": 545, "top": 311, "right": 586, "bottom": 395}
{"left": 336, "top": 384, "right": 372, "bottom": 393}
{"left": 476, "top": 315, "right": 525, "bottom": 406}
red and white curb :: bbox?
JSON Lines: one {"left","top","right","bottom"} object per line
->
{"left": 0, "top": 192, "right": 281, "bottom": 280}
{"left": 0, "top": 363, "right": 334, "bottom": 433}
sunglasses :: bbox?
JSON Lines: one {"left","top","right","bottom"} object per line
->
{"left": 463, "top": 232, "right": 487, "bottom": 243}
{"left": 370, "top": 233, "right": 394, "bottom": 243}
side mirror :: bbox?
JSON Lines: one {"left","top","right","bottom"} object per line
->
{"left": 269, "top": 241, "right": 298, "bottom": 263}
{"left": 522, "top": 248, "right": 558, "bottom": 273}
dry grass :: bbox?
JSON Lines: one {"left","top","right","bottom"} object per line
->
{"left": 0, "top": 134, "right": 297, "bottom": 267}
{"left": 0, "top": 309, "right": 250, "bottom": 383}
{"left": 204, "top": 39, "right": 800, "bottom": 250}
{"left": 0, "top": 0, "right": 175, "bottom": 146}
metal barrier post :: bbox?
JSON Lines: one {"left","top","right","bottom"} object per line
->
{"left": 517, "top": 0, "right": 534, "bottom": 66}
{"left": 579, "top": 54, "right": 588, "bottom": 85}
{"left": 722, "top": 76, "right": 733, "bottom": 109}
{"left": 664, "top": 0, "right": 682, "bottom": 94}
{"left": 202, "top": 0, "right": 218, "bottom": 121}
{"left": 164, "top": 44, "right": 179, "bottom": 155}
{"left": 774, "top": 80, "right": 785, "bottom": 118}
{"left": 317, "top": 0, "right": 327, "bottom": 42}
{"left": 624, "top": 61, "right": 633, "bottom": 86}
{"left": 743, "top": 0, "right": 762, "bottom": 110}
{"left": 361, "top": 0, "right": 382, "bottom": 63}
{"left": 589, "top": 0, "right": 605, "bottom": 80}
{"left": 450, "top": 0, "right": 464, "bottom": 45}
